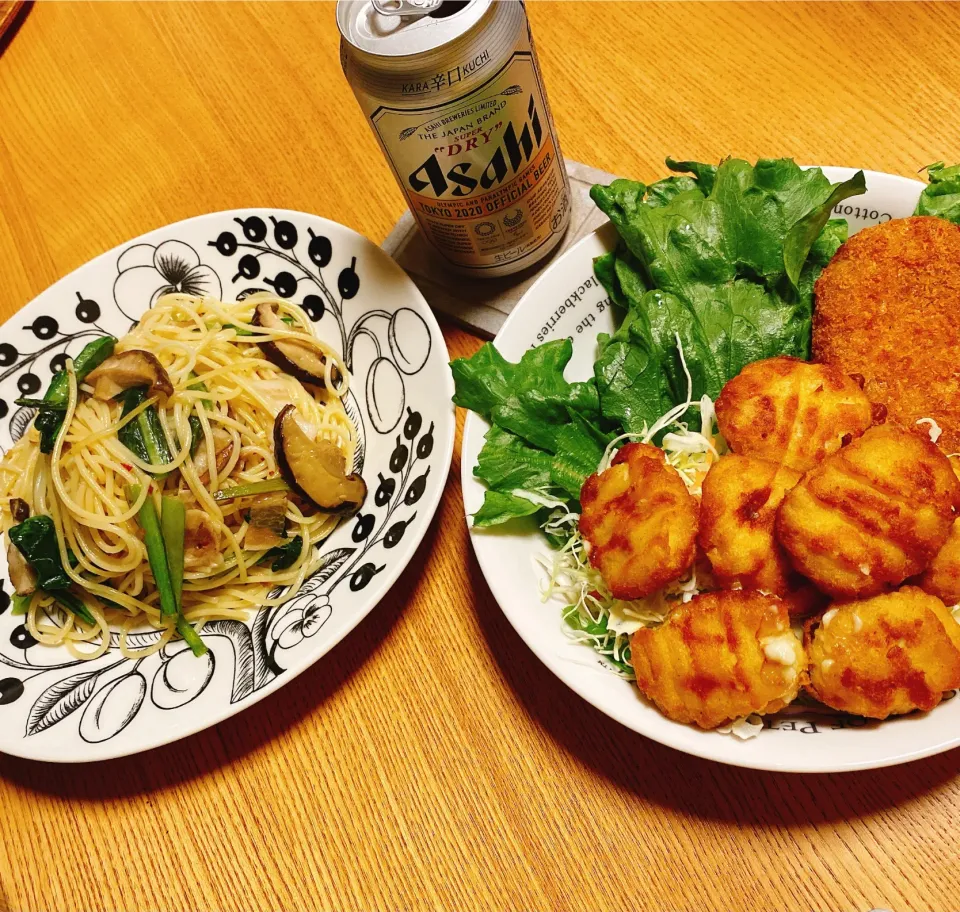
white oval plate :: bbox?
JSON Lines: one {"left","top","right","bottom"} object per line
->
{"left": 462, "top": 167, "right": 960, "bottom": 773}
{"left": 0, "top": 210, "right": 454, "bottom": 762}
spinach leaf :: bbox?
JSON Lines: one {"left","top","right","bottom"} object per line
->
{"left": 117, "top": 387, "right": 173, "bottom": 468}
{"left": 52, "top": 590, "right": 96, "bottom": 626}
{"left": 914, "top": 162, "right": 960, "bottom": 223}
{"left": 15, "top": 398, "right": 67, "bottom": 410}
{"left": 35, "top": 336, "right": 116, "bottom": 453}
{"left": 8, "top": 515, "right": 72, "bottom": 590}
{"left": 185, "top": 375, "right": 211, "bottom": 454}
{"left": 264, "top": 535, "right": 303, "bottom": 571}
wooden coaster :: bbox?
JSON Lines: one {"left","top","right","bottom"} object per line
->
{"left": 381, "top": 158, "right": 619, "bottom": 338}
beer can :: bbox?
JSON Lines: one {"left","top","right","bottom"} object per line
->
{"left": 337, "top": 0, "right": 571, "bottom": 278}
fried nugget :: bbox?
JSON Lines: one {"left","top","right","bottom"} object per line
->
{"left": 776, "top": 425, "right": 959, "bottom": 598}
{"left": 698, "top": 455, "right": 821, "bottom": 615}
{"left": 631, "top": 590, "right": 806, "bottom": 729}
{"left": 579, "top": 443, "right": 697, "bottom": 600}
{"left": 813, "top": 216, "right": 960, "bottom": 452}
{"left": 714, "top": 356, "right": 873, "bottom": 473}
{"left": 916, "top": 521, "right": 960, "bottom": 605}
{"left": 915, "top": 460, "right": 960, "bottom": 604}
{"left": 805, "top": 587, "right": 960, "bottom": 719}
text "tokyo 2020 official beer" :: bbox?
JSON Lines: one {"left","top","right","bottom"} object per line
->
{"left": 338, "top": 0, "right": 571, "bottom": 277}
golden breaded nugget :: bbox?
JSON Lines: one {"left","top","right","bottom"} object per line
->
{"left": 805, "top": 587, "right": 960, "bottom": 719}
{"left": 916, "top": 458, "right": 960, "bottom": 604}
{"left": 814, "top": 216, "right": 960, "bottom": 453}
{"left": 776, "top": 425, "right": 959, "bottom": 598}
{"left": 715, "top": 356, "right": 872, "bottom": 473}
{"left": 916, "top": 521, "right": 960, "bottom": 605}
{"left": 579, "top": 443, "right": 697, "bottom": 600}
{"left": 698, "top": 455, "right": 821, "bottom": 616}
{"left": 631, "top": 590, "right": 806, "bottom": 729}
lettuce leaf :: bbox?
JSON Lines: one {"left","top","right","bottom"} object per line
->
{"left": 588, "top": 158, "right": 865, "bottom": 434}
{"left": 783, "top": 171, "right": 866, "bottom": 287}
{"left": 452, "top": 338, "right": 611, "bottom": 526}
{"left": 915, "top": 162, "right": 960, "bottom": 223}
{"left": 452, "top": 339, "right": 599, "bottom": 449}
{"left": 475, "top": 425, "right": 552, "bottom": 492}
{"left": 472, "top": 491, "right": 541, "bottom": 527}
{"left": 665, "top": 157, "right": 717, "bottom": 195}
{"left": 454, "top": 157, "right": 865, "bottom": 529}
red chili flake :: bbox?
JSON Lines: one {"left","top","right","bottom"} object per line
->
{"left": 121, "top": 463, "right": 133, "bottom": 471}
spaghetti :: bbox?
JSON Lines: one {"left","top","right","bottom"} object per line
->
{"left": 0, "top": 293, "right": 359, "bottom": 660}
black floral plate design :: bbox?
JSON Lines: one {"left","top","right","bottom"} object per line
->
{"left": 0, "top": 210, "right": 454, "bottom": 762}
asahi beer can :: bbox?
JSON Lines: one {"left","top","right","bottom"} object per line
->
{"left": 338, "top": 0, "right": 571, "bottom": 277}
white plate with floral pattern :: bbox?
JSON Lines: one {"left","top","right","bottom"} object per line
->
{"left": 462, "top": 166, "right": 960, "bottom": 773}
{"left": 0, "top": 210, "right": 454, "bottom": 762}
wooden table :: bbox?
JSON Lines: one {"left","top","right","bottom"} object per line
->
{"left": 1, "top": 3, "right": 959, "bottom": 910}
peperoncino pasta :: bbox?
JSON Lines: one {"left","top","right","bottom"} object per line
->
{"left": 0, "top": 293, "right": 359, "bottom": 661}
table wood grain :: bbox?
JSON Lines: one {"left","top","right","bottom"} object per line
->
{"left": 1, "top": 3, "right": 959, "bottom": 910}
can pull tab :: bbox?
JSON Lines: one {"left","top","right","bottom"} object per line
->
{"left": 372, "top": 0, "right": 443, "bottom": 17}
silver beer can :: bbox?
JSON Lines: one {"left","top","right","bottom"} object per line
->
{"left": 337, "top": 0, "right": 571, "bottom": 277}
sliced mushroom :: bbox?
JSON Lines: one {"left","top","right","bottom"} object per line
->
{"left": 7, "top": 541, "right": 37, "bottom": 596}
{"left": 273, "top": 405, "right": 366, "bottom": 513}
{"left": 192, "top": 426, "right": 234, "bottom": 484}
{"left": 87, "top": 350, "right": 174, "bottom": 401}
{"left": 245, "top": 490, "right": 288, "bottom": 550}
{"left": 252, "top": 301, "right": 340, "bottom": 387}
{"left": 184, "top": 510, "right": 220, "bottom": 570}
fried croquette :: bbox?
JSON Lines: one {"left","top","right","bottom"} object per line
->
{"left": 630, "top": 590, "right": 806, "bottom": 729}
{"left": 805, "top": 587, "right": 960, "bottom": 719}
{"left": 698, "top": 455, "right": 821, "bottom": 615}
{"left": 776, "top": 425, "right": 959, "bottom": 598}
{"left": 579, "top": 443, "right": 697, "bottom": 600}
{"left": 813, "top": 216, "right": 960, "bottom": 452}
{"left": 714, "top": 356, "right": 872, "bottom": 473}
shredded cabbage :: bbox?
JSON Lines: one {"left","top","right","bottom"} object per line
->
{"left": 716, "top": 715, "right": 764, "bottom": 740}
